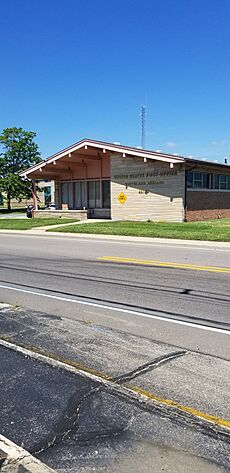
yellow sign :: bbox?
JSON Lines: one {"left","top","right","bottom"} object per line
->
{"left": 117, "top": 192, "right": 127, "bottom": 204}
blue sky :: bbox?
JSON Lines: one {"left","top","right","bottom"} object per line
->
{"left": 1, "top": 0, "right": 230, "bottom": 162}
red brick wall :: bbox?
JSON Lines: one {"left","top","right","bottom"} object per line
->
{"left": 186, "top": 191, "right": 230, "bottom": 221}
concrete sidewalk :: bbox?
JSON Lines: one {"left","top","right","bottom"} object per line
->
{"left": 1, "top": 225, "right": 230, "bottom": 248}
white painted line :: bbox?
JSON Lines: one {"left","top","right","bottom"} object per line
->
{"left": 0, "top": 434, "right": 56, "bottom": 472}
{"left": 0, "top": 283, "right": 229, "bottom": 335}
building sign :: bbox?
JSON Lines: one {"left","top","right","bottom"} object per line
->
{"left": 117, "top": 192, "right": 127, "bottom": 204}
{"left": 113, "top": 170, "right": 177, "bottom": 187}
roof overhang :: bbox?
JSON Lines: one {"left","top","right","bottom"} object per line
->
{"left": 20, "top": 139, "right": 185, "bottom": 179}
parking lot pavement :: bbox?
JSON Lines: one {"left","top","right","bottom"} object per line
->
{"left": 0, "top": 305, "right": 230, "bottom": 472}
{"left": 0, "top": 343, "right": 229, "bottom": 473}
{"left": 0, "top": 304, "right": 229, "bottom": 426}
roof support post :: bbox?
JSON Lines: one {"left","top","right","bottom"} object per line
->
{"left": 31, "top": 179, "right": 38, "bottom": 210}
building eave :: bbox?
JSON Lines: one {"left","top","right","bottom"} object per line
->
{"left": 19, "top": 138, "right": 185, "bottom": 178}
{"left": 185, "top": 157, "right": 230, "bottom": 170}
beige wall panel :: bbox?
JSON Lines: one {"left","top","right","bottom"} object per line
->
{"left": 111, "top": 154, "right": 185, "bottom": 222}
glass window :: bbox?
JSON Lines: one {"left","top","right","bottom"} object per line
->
{"left": 214, "top": 174, "right": 230, "bottom": 190}
{"left": 44, "top": 186, "right": 51, "bottom": 205}
{"left": 88, "top": 181, "right": 95, "bottom": 208}
{"left": 74, "top": 182, "right": 81, "bottom": 209}
{"left": 220, "top": 175, "right": 227, "bottom": 190}
{"left": 67, "top": 182, "right": 74, "bottom": 209}
{"left": 95, "top": 181, "right": 100, "bottom": 208}
{"left": 214, "top": 175, "right": 220, "bottom": 189}
{"left": 102, "top": 180, "right": 110, "bottom": 208}
{"left": 74, "top": 181, "right": 86, "bottom": 209}
{"left": 61, "top": 182, "right": 74, "bottom": 209}
{"left": 81, "top": 182, "right": 86, "bottom": 208}
{"left": 61, "top": 182, "right": 68, "bottom": 204}
{"left": 203, "top": 173, "right": 209, "bottom": 188}
{"left": 187, "top": 172, "right": 209, "bottom": 189}
{"left": 87, "top": 181, "right": 101, "bottom": 208}
{"left": 193, "top": 173, "right": 203, "bottom": 188}
{"left": 186, "top": 172, "right": 193, "bottom": 188}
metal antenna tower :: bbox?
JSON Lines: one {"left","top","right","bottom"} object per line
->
{"left": 140, "top": 104, "right": 146, "bottom": 149}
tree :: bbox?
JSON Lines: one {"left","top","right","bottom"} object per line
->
{"left": 0, "top": 127, "right": 41, "bottom": 210}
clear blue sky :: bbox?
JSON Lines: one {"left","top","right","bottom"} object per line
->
{"left": 1, "top": 0, "right": 230, "bottom": 162}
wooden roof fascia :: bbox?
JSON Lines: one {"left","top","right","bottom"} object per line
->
{"left": 84, "top": 141, "right": 183, "bottom": 163}
{"left": 20, "top": 139, "right": 184, "bottom": 177}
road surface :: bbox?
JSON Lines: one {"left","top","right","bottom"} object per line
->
{"left": 0, "top": 232, "right": 230, "bottom": 472}
{"left": 0, "top": 233, "right": 229, "bottom": 358}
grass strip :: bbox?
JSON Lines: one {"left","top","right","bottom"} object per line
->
{"left": 48, "top": 219, "right": 230, "bottom": 242}
{"left": 0, "top": 218, "right": 79, "bottom": 230}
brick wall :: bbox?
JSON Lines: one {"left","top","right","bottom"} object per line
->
{"left": 186, "top": 191, "right": 230, "bottom": 221}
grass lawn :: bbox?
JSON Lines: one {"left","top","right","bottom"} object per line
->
{"left": 0, "top": 218, "right": 79, "bottom": 230}
{"left": 48, "top": 219, "right": 230, "bottom": 242}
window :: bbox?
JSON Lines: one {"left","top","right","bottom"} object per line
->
{"left": 193, "top": 173, "right": 203, "bottom": 188}
{"left": 60, "top": 180, "right": 111, "bottom": 209}
{"left": 186, "top": 172, "right": 210, "bottom": 189}
{"left": 44, "top": 186, "right": 51, "bottom": 205}
{"left": 186, "top": 172, "right": 193, "bottom": 188}
{"left": 87, "top": 181, "right": 101, "bottom": 208}
{"left": 102, "top": 180, "right": 110, "bottom": 208}
{"left": 61, "top": 182, "right": 74, "bottom": 209}
{"left": 74, "top": 182, "right": 86, "bottom": 209}
{"left": 214, "top": 174, "right": 230, "bottom": 190}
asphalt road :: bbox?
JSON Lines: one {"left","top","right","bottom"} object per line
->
{"left": 0, "top": 233, "right": 229, "bottom": 358}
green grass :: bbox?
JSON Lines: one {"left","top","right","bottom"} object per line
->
{"left": 48, "top": 219, "right": 230, "bottom": 242}
{"left": 0, "top": 218, "right": 79, "bottom": 230}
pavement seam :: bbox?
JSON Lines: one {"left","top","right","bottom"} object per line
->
{"left": 0, "top": 337, "right": 230, "bottom": 440}
{"left": 114, "top": 350, "right": 188, "bottom": 384}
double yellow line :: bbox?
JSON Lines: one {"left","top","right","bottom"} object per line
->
{"left": 98, "top": 256, "right": 230, "bottom": 274}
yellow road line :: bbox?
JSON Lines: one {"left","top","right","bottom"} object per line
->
{"left": 98, "top": 256, "right": 230, "bottom": 274}
{"left": 1, "top": 336, "right": 230, "bottom": 433}
{"left": 129, "top": 385, "right": 230, "bottom": 430}
{"left": 0, "top": 335, "right": 112, "bottom": 381}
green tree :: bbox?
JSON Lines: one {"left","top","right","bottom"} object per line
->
{"left": 0, "top": 127, "right": 41, "bottom": 210}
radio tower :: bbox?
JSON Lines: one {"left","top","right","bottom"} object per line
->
{"left": 140, "top": 104, "right": 146, "bottom": 149}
